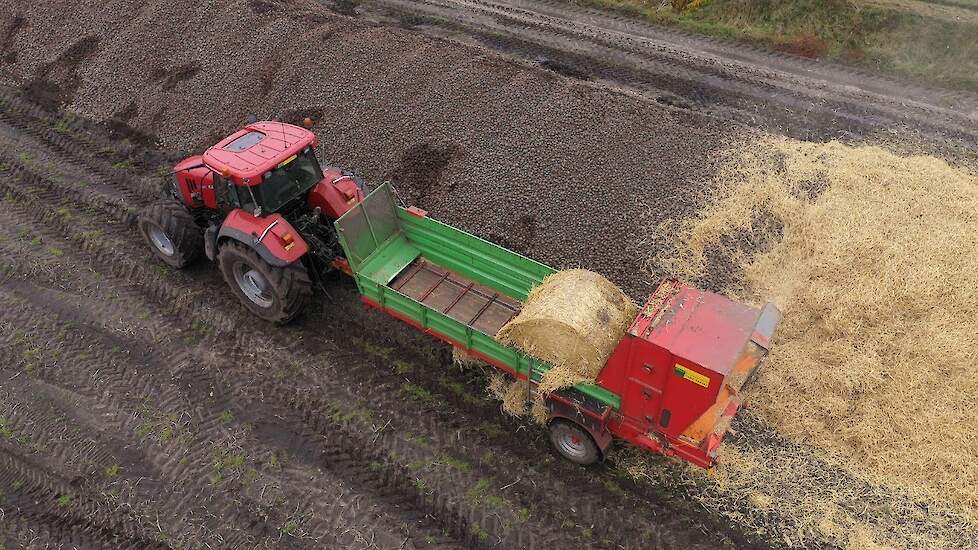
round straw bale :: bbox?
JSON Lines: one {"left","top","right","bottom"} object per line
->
{"left": 497, "top": 269, "right": 637, "bottom": 385}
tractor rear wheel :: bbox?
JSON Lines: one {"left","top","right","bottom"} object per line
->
{"left": 217, "top": 241, "right": 312, "bottom": 324}
{"left": 548, "top": 419, "right": 600, "bottom": 465}
{"left": 137, "top": 200, "right": 203, "bottom": 268}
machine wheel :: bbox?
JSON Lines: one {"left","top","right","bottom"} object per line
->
{"left": 548, "top": 419, "right": 600, "bottom": 465}
{"left": 137, "top": 200, "right": 203, "bottom": 268}
{"left": 217, "top": 241, "right": 312, "bottom": 324}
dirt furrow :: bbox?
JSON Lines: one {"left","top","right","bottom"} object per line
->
{"left": 0, "top": 448, "right": 164, "bottom": 550}
{"left": 0, "top": 89, "right": 160, "bottom": 208}
{"left": 0, "top": 281, "right": 284, "bottom": 547}
{"left": 0, "top": 211, "right": 471, "bottom": 549}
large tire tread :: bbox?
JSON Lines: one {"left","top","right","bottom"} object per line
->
{"left": 217, "top": 241, "right": 312, "bottom": 324}
{"left": 137, "top": 199, "right": 203, "bottom": 268}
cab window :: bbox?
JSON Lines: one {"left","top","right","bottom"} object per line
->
{"left": 236, "top": 184, "right": 259, "bottom": 214}
{"left": 212, "top": 173, "right": 237, "bottom": 209}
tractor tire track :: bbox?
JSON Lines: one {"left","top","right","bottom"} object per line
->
{"left": 0, "top": 447, "right": 166, "bottom": 550}
{"left": 0, "top": 89, "right": 162, "bottom": 204}
{"left": 0, "top": 286, "right": 276, "bottom": 548}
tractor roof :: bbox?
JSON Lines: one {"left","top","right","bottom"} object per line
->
{"left": 202, "top": 122, "right": 315, "bottom": 184}
{"left": 632, "top": 281, "right": 773, "bottom": 376}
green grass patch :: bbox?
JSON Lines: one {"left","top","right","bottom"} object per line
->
{"left": 392, "top": 359, "right": 414, "bottom": 375}
{"left": 326, "top": 399, "right": 376, "bottom": 425}
{"left": 135, "top": 404, "right": 190, "bottom": 445}
{"left": 181, "top": 321, "right": 211, "bottom": 347}
{"left": 563, "top": 0, "right": 978, "bottom": 91}
{"left": 354, "top": 336, "right": 396, "bottom": 361}
{"left": 439, "top": 454, "right": 473, "bottom": 472}
{"left": 465, "top": 477, "right": 512, "bottom": 510}
{"left": 603, "top": 478, "right": 626, "bottom": 496}
{"left": 476, "top": 421, "right": 506, "bottom": 438}
{"left": 280, "top": 519, "right": 299, "bottom": 537}
{"left": 264, "top": 451, "right": 286, "bottom": 471}
{"left": 469, "top": 522, "right": 490, "bottom": 542}
{"left": 400, "top": 383, "right": 441, "bottom": 407}
{"left": 104, "top": 464, "right": 122, "bottom": 479}
{"left": 52, "top": 119, "right": 71, "bottom": 135}
{"left": 0, "top": 418, "right": 12, "bottom": 439}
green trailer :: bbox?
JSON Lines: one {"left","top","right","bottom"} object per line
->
{"left": 334, "top": 184, "right": 620, "bottom": 410}
{"left": 334, "top": 184, "right": 778, "bottom": 467}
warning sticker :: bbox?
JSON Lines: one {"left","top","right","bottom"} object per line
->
{"left": 674, "top": 365, "right": 710, "bottom": 388}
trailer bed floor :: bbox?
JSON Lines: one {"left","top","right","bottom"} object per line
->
{"left": 390, "top": 258, "right": 521, "bottom": 336}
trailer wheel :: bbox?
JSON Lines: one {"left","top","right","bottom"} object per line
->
{"left": 137, "top": 200, "right": 203, "bottom": 268}
{"left": 548, "top": 419, "right": 600, "bottom": 465}
{"left": 217, "top": 241, "right": 312, "bottom": 324}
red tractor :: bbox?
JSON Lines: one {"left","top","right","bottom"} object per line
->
{"left": 141, "top": 120, "right": 781, "bottom": 469}
{"left": 137, "top": 120, "right": 364, "bottom": 323}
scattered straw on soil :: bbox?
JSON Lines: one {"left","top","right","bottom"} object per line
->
{"left": 610, "top": 416, "right": 978, "bottom": 549}
{"left": 497, "top": 269, "right": 636, "bottom": 397}
{"left": 451, "top": 347, "right": 485, "bottom": 369}
{"left": 487, "top": 373, "right": 530, "bottom": 417}
{"left": 656, "top": 135, "right": 978, "bottom": 525}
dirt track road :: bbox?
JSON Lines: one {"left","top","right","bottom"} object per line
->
{"left": 0, "top": 91, "right": 744, "bottom": 549}
{"left": 350, "top": 0, "right": 978, "bottom": 148}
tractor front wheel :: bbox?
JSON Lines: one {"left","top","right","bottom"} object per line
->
{"left": 137, "top": 200, "right": 204, "bottom": 268}
{"left": 548, "top": 419, "right": 600, "bottom": 465}
{"left": 218, "top": 241, "right": 312, "bottom": 324}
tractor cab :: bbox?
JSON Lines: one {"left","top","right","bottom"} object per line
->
{"left": 144, "top": 121, "right": 364, "bottom": 324}
{"left": 172, "top": 122, "right": 321, "bottom": 215}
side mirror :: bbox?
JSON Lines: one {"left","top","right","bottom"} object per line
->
{"left": 245, "top": 114, "right": 258, "bottom": 124}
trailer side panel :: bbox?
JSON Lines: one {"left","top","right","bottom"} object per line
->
{"left": 335, "top": 185, "right": 621, "bottom": 410}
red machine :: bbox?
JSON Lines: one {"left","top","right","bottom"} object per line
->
{"left": 138, "top": 120, "right": 364, "bottom": 323}
{"left": 573, "top": 280, "right": 780, "bottom": 468}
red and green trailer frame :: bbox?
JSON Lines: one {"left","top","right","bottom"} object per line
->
{"left": 334, "top": 184, "right": 780, "bottom": 468}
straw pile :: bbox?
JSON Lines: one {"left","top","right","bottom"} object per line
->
{"left": 487, "top": 374, "right": 530, "bottom": 417}
{"left": 496, "top": 269, "right": 637, "bottom": 398}
{"left": 657, "top": 135, "right": 978, "bottom": 524}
